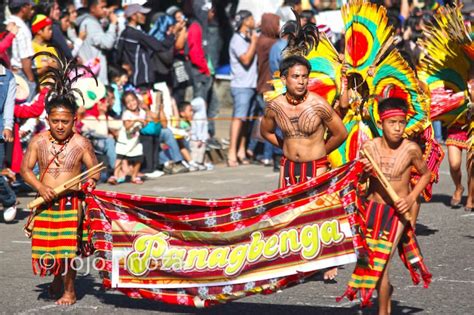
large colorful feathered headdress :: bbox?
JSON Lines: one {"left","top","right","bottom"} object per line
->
{"left": 417, "top": 5, "right": 473, "bottom": 127}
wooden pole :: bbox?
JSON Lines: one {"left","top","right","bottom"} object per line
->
{"left": 24, "top": 164, "right": 105, "bottom": 238}
{"left": 362, "top": 148, "right": 412, "bottom": 221}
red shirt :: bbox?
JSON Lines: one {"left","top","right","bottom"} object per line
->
{"left": 187, "top": 22, "right": 210, "bottom": 76}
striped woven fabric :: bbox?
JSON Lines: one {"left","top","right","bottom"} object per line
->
{"left": 338, "top": 200, "right": 431, "bottom": 307}
{"left": 410, "top": 127, "right": 445, "bottom": 201}
{"left": 31, "top": 193, "right": 84, "bottom": 276}
{"left": 446, "top": 126, "right": 469, "bottom": 150}
{"left": 85, "top": 161, "right": 366, "bottom": 307}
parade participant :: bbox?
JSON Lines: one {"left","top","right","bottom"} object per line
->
{"left": 261, "top": 55, "right": 347, "bottom": 187}
{"left": 446, "top": 120, "right": 470, "bottom": 208}
{"left": 352, "top": 97, "right": 431, "bottom": 314}
{"left": 260, "top": 55, "right": 347, "bottom": 280}
{"left": 20, "top": 55, "right": 99, "bottom": 306}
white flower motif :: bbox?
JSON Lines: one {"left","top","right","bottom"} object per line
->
{"left": 205, "top": 216, "right": 217, "bottom": 227}
{"left": 244, "top": 282, "right": 256, "bottom": 290}
{"left": 281, "top": 197, "right": 291, "bottom": 204}
{"left": 230, "top": 211, "right": 242, "bottom": 221}
{"left": 198, "top": 286, "right": 209, "bottom": 298}
{"left": 222, "top": 285, "right": 233, "bottom": 294}
{"left": 269, "top": 278, "right": 278, "bottom": 285}
{"left": 255, "top": 205, "right": 266, "bottom": 214}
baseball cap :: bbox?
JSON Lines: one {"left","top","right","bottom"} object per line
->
{"left": 8, "top": 0, "right": 34, "bottom": 9}
{"left": 124, "top": 4, "right": 151, "bottom": 18}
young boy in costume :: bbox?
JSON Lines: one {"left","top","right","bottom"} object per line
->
{"left": 356, "top": 97, "right": 432, "bottom": 314}
{"left": 20, "top": 54, "right": 99, "bottom": 305}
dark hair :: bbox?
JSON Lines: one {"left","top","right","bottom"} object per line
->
{"left": 300, "top": 10, "right": 314, "bottom": 21}
{"left": 9, "top": 4, "right": 28, "bottom": 15}
{"left": 34, "top": 0, "right": 56, "bottom": 18}
{"left": 108, "top": 66, "right": 127, "bottom": 83}
{"left": 122, "top": 91, "right": 139, "bottom": 107}
{"left": 46, "top": 96, "right": 77, "bottom": 115}
{"left": 378, "top": 98, "right": 408, "bottom": 116}
{"left": 105, "top": 85, "right": 114, "bottom": 94}
{"left": 178, "top": 101, "right": 192, "bottom": 112}
{"left": 279, "top": 55, "right": 311, "bottom": 77}
{"left": 87, "top": 0, "right": 104, "bottom": 11}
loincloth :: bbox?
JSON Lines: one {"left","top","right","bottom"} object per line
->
{"left": 31, "top": 191, "right": 87, "bottom": 276}
{"left": 338, "top": 200, "right": 432, "bottom": 307}
{"left": 279, "top": 156, "right": 329, "bottom": 188}
{"left": 446, "top": 127, "right": 468, "bottom": 150}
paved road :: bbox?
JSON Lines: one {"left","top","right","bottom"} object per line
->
{"left": 1, "top": 153, "right": 473, "bottom": 314}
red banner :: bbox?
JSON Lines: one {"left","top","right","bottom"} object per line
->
{"left": 85, "top": 162, "right": 366, "bottom": 307}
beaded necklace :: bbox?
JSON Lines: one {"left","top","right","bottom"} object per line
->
{"left": 285, "top": 92, "right": 309, "bottom": 106}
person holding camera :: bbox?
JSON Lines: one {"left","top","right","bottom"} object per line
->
{"left": 227, "top": 10, "right": 258, "bottom": 167}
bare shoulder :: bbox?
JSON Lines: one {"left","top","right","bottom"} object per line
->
{"left": 403, "top": 139, "right": 423, "bottom": 155}
{"left": 29, "top": 131, "right": 48, "bottom": 146}
{"left": 362, "top": 138, "right": 379, "bottom": 152}
{"left": 308, "top": 92, "right": 331, "bottom": 108}
{"left": 73, "top": 134, "right": 94, "bottom": 149}
{"left": 264, "top": 97, "right": 283, "bottom": 115}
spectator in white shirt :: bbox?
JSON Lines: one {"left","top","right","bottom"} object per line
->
{"left": 7, "top": 0, "right": 36, "bottom": 101}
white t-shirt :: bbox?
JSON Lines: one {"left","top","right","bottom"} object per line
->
{"left": 116, "top": 109, "right": 146, "bottom": 157}
{"left": 229, "top": 33, "right": 257, "bottom": 88}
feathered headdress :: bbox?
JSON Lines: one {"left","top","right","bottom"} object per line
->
{"left": 281, "top": 9, "right": 320, "bottom": 58}
{"left": 33, "top": 51, "right": 97, "bottom": 110}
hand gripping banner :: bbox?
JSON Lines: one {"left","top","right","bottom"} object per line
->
{"left": 84, "top": 161, "right": 367, "bottom": 307}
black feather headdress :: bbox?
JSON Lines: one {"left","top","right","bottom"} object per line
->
{"left": 33, "top": 51, "right": 97, "bottom": 111}
{"left": 281, "top": 9, "right": 320, "bottom": 58}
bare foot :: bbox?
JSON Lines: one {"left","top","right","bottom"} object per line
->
{"left": 323, "top": 267, "right": 338, "bottom": 281}
{"left": 450, "top": 186, "right": 464, "bottom": 207}
{"left": 48, "top": 277, "right": 63, "bottom": 299}
{"left": 55, "top": 292, "right": 76, "bottom": 306}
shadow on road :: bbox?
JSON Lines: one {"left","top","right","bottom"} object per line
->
{"left": 428, "top": 194, "right": 467, "bottom": 208}
{"left": 32, "top": 274, "right": 425, "bottom": 314}
{"left": 415, "top": 223, "right": 439, "bottom": 236}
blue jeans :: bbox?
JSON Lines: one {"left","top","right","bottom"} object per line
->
{"left": 231, "top": 87, "right": 256, "bottom": 120}
{"left": 158, "top": 128, "right": 184, "bottom": 164}
{"left": 0, "top": 141, "right": 15, "bottom": 207}
{"left": 102, "top": 137, "right": 116, "bottom": 171}
{"left": 248, "top": 94, "right": 277, "bottom": 160}
{"left": 432, "top": 121, "right": 443, "bottom": 142}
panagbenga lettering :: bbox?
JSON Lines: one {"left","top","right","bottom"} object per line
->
{"left": 126, "top": 220, "right": 345, "bottom": 277}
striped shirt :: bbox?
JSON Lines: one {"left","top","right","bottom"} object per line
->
{"left": 7, "top": 15, "right": 34, "bottom": 69}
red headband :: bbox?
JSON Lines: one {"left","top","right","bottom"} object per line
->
{"left": 379, "top": 109, "right": 406, "bottom": 121}
{"left": 32, "top": 17, "right": 52, "bottom": 34}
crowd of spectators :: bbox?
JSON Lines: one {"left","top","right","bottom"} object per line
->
{"left": 0, "top": 0, "right": 472, "bottom": 221}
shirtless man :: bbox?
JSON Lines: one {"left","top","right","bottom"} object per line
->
{"left": 261, "top": 55, "right": 347, "bottom": 184}
{"left": 360, "top": 98, "right": 431, "bottom": 315}
{"left": 21, "top": 95, "right": 99, "bottom": 305}
{"left": 260, "top": 55, "right": 348, "bottom": 279}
